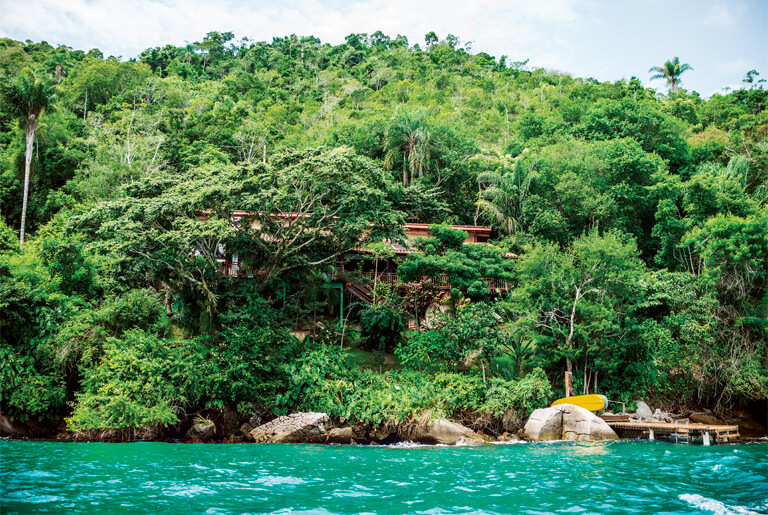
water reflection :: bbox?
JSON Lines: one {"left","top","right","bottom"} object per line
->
{"left": 564, "top": 441, "right": 611, "bottom": 456}
{"left": 0, "top": 440, "right": 766, "bottom": 514}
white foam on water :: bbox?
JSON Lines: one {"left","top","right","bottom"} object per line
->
{"left": 331, "top": 490, "right": 376, "bottom": 498}
{"left": 679, "top": 494, "right": 759, "bottom": 515}
{"left": 270, "top": 508, "right": 336, "bottom": 514}
{"left": 384, "top": 440, "right": 484, "bottom": 448}
{"left": 20, "top": 470, "right": 55, "bottom": 478}
{"left": 162, "top": 484, "right": 217, "bottom": 498}
{"left": 256, "top": 475, "right": 307, "bottom": 486}
{"left": 453, "top": 438, "right": 484, "bottom": 447}
{"left": 386, "top": 441, "right": 426, "bottom": 448}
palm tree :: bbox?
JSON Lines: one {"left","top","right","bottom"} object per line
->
{"left": 0, "top": 68, "right": 55, "bottom": 246}
{"left": 44, "top": 52, "right": 72, "bottom": 84}
{"left": 476, "top": 153, "right": 536, "bottom": 236}
{"left": 649, "top": 57, "right": 693, "bottom": 94}
{"left": 384, "top": 108, "right": 432, "bottom": 187}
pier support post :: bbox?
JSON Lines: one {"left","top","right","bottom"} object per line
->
{"left": 703, "top": 431, "right": 711, "bottom": 446}
{"left": 649, "top": 429, "right": 655, "bottom": 441}
{"left": 564, "top": 371, "right": 574, "bottom": 398}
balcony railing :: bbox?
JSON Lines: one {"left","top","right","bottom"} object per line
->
{"left": 220, "top": 263, "right": 510, "bottom": 292}
{"left": 343, "top": 271, "right": 509, "bottom": 292}
{"left": 486, "top": 277, "right": 512, "bottom": 291}
{"left": 219, "top": 262, "right": 256, "bottom": 278}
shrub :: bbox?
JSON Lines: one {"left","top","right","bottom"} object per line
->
{"left": 481, "top": 377, "right": 520, "bottom": 417}
{"left": 509, "top": 367, "right": 553, "bottom": 416}
{"left": 433, "top": 372, "right": 486, "bottom": 413}
{"left": 66, "top": 330, "right": 196, "bottom": 432}
{"left": 98, "top": 289, "right": 169, "bottom": 338}
{"left": 276, "top": 342, "right": 355, "bottom": 416}
{"left": 437, "top": 302, "right": 504, "bottom": 361}
{"left": 197, "top": 325, "right": 297, "bottom": 411}
{"left": 67, "top": 317, "right": 300, "bottom": 433}
{"left": 274, "top": 344, "right": 553, "bottom": 426}
{"left": 394, "top": 331, "right": 450, "bottom": 370}
{"left": 0, "top": 345, "right": 66, "bottom": 421}
{"left": 359, "top": 303, "right": 405, "bottom": 352}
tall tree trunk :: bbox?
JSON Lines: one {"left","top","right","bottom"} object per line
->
{"left": 19, "top": 118, "right": 36, "bottom": 247}
{"left": 402, "top": 151, "right": 408, "bottom": 187}
{"left": 565, "top": 286, "right": 581, "bottom": 375}
{"left": 594, "top": 372, "right": 598, "bottom": 394}
{"left": 564, "top": 371, "right": 574, "bottom": 397}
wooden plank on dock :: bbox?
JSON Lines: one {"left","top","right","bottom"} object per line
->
{"left": 607, "top": 421, "right": 740, "bottom": 443}
{"left": 600, "top": 414, "right": 630, "bottom": 422}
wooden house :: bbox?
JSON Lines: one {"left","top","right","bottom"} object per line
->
{"left": 201, "top": 210, "right": 514, "bottom": 302}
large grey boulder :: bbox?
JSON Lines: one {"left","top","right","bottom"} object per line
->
{"left": 502, "top": 409, "right": 524, "bottom": 433}
{"left": 524, "top": 406, "right": 565, "bottom": 441}
{"left": 690, "top": 412, "right": 725, "bottom": 425}
{"left": 1, "top": 405, "right": 31, "bottom": 437}
{"left": 402, "top": 419, "right": 483, "bottom": 445}
{"left": 524, "top": 404, "right": 618, "bottom": 441}
{"left": 427, "top": 419, "right": 482, "bottom": 445}
{"left": 214, "top": 407, "right": 241, "bottom": 439}
{"left": 239, "top": 422, "right": 254, "bottom": 436}
{"left": 249, "top": 412, "right": 330, "bottom": 443}
{"left": 561, "top": 404, "right": 618, "bottom": 441}
{"left": 187, "top": 422, "right": 216, "bottom": 442}
{"left": 0, "top": 404, "right": 57, "bottom": 438}
{"left": 325, "top": 427, "right": 353, "bottom": 444}
{"left": 497, "top": 432, "right": 522, "bottom": 442}
{"left": 369, "top": 425, "right": 397, "bottom": 442}
{"left": 722, "top": 409, "right": 766, "bottom": 438}
{"left": 634, "top": 401, "right": 653, "bottom": 421}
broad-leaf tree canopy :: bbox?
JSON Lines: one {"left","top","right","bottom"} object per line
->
{"left": 0, "top": 33, "right": 765, "bottom": 437}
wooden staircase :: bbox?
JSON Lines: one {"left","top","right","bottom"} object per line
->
{"left": 345, "top": 282, "right": 373, "bottom": 303}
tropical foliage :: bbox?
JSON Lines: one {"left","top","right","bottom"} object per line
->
{"left": 649, "top": 57, "right": 694, "bottom": 94}
{"left": 0, "top": 33, "right": 766, "bottom": 437}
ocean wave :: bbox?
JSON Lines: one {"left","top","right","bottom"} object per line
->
{"left": 679, "top": 493, "right": 760, "bottom": 514}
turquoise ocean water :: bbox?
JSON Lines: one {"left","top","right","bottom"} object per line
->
{"left": 1, "top": 439, "right": 766, "bottom": 514}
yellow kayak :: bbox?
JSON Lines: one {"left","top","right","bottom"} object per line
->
{"left": 551, "top": 394, "right": 608, "bottom": 412}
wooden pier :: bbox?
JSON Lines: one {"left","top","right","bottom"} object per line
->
{"left": 606, "top": 421, "right": 740, "bottom": 445}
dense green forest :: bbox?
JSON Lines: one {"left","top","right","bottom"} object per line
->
{"left": 0, "top": 31, "right": 766, "bottom": 438}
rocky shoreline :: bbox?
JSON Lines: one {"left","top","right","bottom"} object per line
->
{"left": 2, "top": 401, "right": 766, "bottom": 445}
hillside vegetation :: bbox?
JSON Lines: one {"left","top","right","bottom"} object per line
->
{"left": 0, "top": 32, "right": 766, "bottom": 438}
